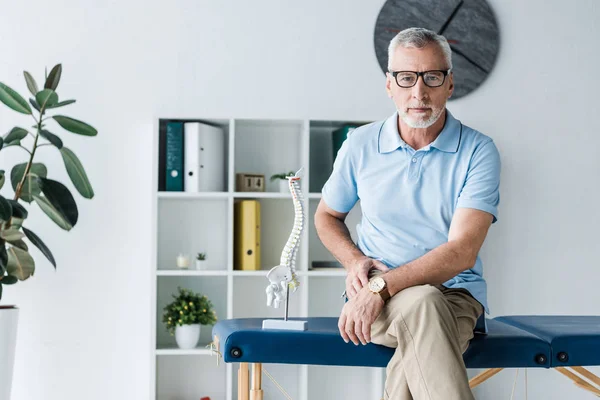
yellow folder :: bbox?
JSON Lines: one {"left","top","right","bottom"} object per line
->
{"left": 234, "top": 200, "right": 261, "bottom": 270}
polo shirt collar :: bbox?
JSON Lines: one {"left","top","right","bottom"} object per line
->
{"left": 378, "top": 109, "right": 461, "bottom": 154}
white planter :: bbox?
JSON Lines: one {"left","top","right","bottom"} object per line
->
{"left": 279, "top": 180, "right": 289, "bottom": 193}
{"left": 0, "top": 307, "right": 19, "bottom": 400}
{"left": 195, "top": 260, "right": 207, "bottom": 270}
{"left": 175, "top": 324, "right": 201, "bottom": 349}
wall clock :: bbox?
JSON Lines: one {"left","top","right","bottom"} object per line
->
{"left": 373, "top": 0, "right": 500, "bottom": 99}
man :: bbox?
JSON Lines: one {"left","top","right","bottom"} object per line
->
{"left": 314, "top": 27, "right": 501, "bottom": 400}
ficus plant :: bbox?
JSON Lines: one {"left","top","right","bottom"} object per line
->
{"left": 0, "top": 64, "right": 96, "bottom": 300}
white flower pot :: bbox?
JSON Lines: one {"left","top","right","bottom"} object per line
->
{"left": 0, "top": 307, "right": 19, "bottom": 400}
{"left": 195, "top": 260, "right": 207, "bottom": 270}
{"left": 279, "top": 180, "right": 289, "bottom": 193}
{"left": 175, "top": 324, "right": 201, "bottom": 349}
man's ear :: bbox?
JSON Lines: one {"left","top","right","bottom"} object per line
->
{"left": 386, "top": 72, "right": 393, "bottom": 98}
{"left": 447, "top": 72, "right": 454, "bottom": 98}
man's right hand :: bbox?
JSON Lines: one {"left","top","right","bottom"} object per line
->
{"left": 345, "top": 257, "right": 389, "bottom": 299}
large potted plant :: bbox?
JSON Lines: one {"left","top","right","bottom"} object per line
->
{"left": 0, "top": 64, "right": 96, "bottom": 399}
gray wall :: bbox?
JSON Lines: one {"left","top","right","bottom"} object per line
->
{"left": 0, "top": 0, "right": 598, "bottom": 399}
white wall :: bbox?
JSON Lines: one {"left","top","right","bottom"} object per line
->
{"left": 0, "top": 0, "right": 598, "bottom": 399}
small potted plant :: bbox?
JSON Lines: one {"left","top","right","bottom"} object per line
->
{"left": 195, "top": 252, "right": 207, "bottom": 270}
{"left": 270, "top": 171, "right": 295, "bottom": 193}
{"left": 162, "top": 287, "right": 217, "bottom": 349}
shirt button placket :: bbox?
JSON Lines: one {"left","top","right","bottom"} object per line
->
{"left": 408, "top": 152, "right": 423, "bottom": 181}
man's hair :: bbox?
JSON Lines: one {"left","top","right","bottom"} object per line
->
{"left": 387, "top": 27, "right": 452, "bottom": 71}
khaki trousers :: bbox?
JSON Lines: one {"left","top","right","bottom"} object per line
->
{"left": 369, "top": 270, "right": 484, "bottom": 400}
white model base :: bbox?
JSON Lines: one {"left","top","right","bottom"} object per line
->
{"left": 262, "top": 319, "right": 307, "bottom": 331}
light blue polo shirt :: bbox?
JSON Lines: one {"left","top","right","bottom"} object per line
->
{"left": 322, "top": 109, "right": 501, "bottom": 333}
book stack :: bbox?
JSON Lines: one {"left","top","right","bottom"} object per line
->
{"left": 309, "top": 261, "right": 344, "bottom": 271}
{"left": 158, "top": 121, "right": 226, "bottom": 192}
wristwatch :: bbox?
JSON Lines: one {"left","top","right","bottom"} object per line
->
{"left": 368, "top": 276, "right": 391, "bottom": 302}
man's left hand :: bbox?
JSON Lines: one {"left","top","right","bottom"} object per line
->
{"left": 338, "top": 286, "right": 385, "bottom": 345}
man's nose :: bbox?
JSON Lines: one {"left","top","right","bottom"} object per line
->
{"left": 411, "top": 77, "right": 429, "bottom": 101}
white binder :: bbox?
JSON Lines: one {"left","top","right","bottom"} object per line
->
{"left": 184, "top": 122, "right": 225, "bottom": 192}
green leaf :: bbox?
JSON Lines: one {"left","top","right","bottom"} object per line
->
{"left": 44, "top": 64, "right": 62, "bottom": 90}
{"left": 0, "top": 170, "right": 5, "bottom": 190}
{"left": 35, "top": 89, "right": 58, "bottom": 108}
{"left": 22, "top": 227, "right": 55, "bottom": 268}
{"left": 60, "top": 147, "right": 94, "bottom": 198}
{"left": 29, "top": 98, "right": 41, "bottom": 112}
{"left": 3, "top": 140, "right": 21, "bottom": 148}
{"left": 6, "top": 218, "right": 24, "bottom": 231}
{"left": 11, "top": 163, "right": 47, "bottom": 203}
{"left": 7, "top": 200, "right": 28, "bottom": 219}
{"left": 6, "top": 246, "right": 35, "bottom": 280}
{"left": 23, "top": 71, "right": 39, "bottom": 96}
{"left": 40, "top": 130, "right": 63, "bottom": 148}
{"left": 0, "top": 194, "right": 11, "bottom": 220}
{"left": 0, "top": 137, "right": 3, "bottom": 151}
{"left": 1, "top": 275, "right": 18, "bottom": 285}
{"left": 37, "top": 177, "right": 78, "bottom": 226}
{"left": 7, "top": 238, "right": 28, "bottom": 252}
{"left": 1, "top": 229, "right": 24, "bottom": 241}
{"left": 46, "top": 99, "right": 76, "bottom": 109}
{"left": 32, "top": 194, "right": 72, "bottom": 231}
{"left": 53, "top": 116, "right": 97, "bottom": 136}
{"left": 0, "top": 241, "right": 7, "bottom": 274}
{"left": 5, "top": 127, "right": 28, "bottom": 143}
{"left": 0, "top": 82, "right": 32, "bottom": 114}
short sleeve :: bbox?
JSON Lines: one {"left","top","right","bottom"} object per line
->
{"left": 321, "top": 138, "right": 359, "bottom": 213}
{"left": 456, "top": 140, "right": 501, "bottom": 223}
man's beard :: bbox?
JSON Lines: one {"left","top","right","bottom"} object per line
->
{"left": 399, "top": 104, "right": 444, "bottom": 128}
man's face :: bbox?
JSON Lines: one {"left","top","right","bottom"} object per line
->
{"left": 386, "top": 44, "right": 454, "bottom": 129}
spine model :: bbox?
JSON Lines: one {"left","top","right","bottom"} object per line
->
{"left": 265, "top": 168, "right": 305, "bottom": 310}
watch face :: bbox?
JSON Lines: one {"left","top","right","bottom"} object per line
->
{"left": 370, "top": 277, "right": 385, "bottom": 292}
{"left": 373, "top": 0, "right": 500, "bottom": 99}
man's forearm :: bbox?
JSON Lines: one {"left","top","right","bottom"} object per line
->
{"left": 385, "top": 241, "right": 475, "bottom": 297}
{"left": 314, "top": 212, "right": 365, "bottom": 270}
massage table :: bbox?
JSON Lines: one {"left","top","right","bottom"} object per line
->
{"left": 212, "top": 315, "right": 600, "bottom": 399}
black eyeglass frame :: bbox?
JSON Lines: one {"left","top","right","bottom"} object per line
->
{"left": 389, "top": 69, "right": 451, "bottom": 88}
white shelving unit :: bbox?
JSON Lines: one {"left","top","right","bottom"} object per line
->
{"left": 150, "top": 117, "right": 386, "bottom": 400}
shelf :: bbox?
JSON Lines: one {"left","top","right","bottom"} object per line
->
{"left": 234, "top": 119, "right": 304, "bottom": 193}
{"left": 308, "top": 276, "right": 346, "bottom": 317}
{"left": 155, "top": 270, "right": 347, "bottom": 277}
{"left": 158, "top": 191, "right": 229, "bottom": 199}
{"left": 308, "top": 199, "right": 361, "bottom": 267}
{"left": 157, "top": 270, "right": 228, "bottom": 276}
{"left": 153, "top": 117, "right": 382, "bottom": 400}
{"left": 157, "top": 198, "right": 228, "bottom": 273}
{"left": 303, "top": 270, "right": 346, "bottom": 276}
{"left": 156, "top": 344, "right": 215, "bottom": 356}
{"left": 156, "top": 276, "right": 227, "bottom": 351}
{"left": 231, "top": 270, "right": 268, "bottom": 276}
{"left": 233, "top": 192, "right": 293, "bottom": 199}
{"left": 156, "top": 355, "right": 226, "bottom": 400}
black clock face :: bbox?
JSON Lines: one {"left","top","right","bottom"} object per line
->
{"left": 374, "top": 0, "right": 500, "bottom": 99}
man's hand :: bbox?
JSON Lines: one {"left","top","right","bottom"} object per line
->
{"left": 338, "top": 285, "right": 385, "bottom": 345}
{"left": 345, "top": 257, "right": 389, "bottom": 299}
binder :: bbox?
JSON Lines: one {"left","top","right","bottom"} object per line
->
{"left": 165, "top": 122, "right": 184, "bottom": 191}
{"left": 184, "top": 122, "right": 225, "bottom": 192}
{"left": 234, "top": 200, "right": 260, "bottom": 270}
{"left": 332, "top": 125, "right": 358, "bottom": 161}
{"left": 158, "top": 121, "right": 167, "bottom": 191}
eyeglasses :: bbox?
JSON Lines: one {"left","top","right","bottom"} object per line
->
{"left": 390, "top": 69, "right": 451, "bottom": 88}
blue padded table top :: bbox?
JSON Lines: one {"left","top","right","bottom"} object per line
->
{"left": 495, "top": 315, "right": 600, "bottom": 367}
{"left": 212, "top": 317, "right": 551, "bottom": 369}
